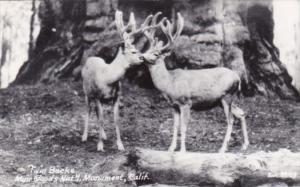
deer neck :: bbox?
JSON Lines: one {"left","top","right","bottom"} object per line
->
{"left": 109, "top": 49, "right": 131, "bottom": 82}
{"left": 148, "top": 58, "right": 173, "bottom": 94}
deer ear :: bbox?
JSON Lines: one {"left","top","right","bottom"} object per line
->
{"left": 163, "top": 51, "right": 172, "bottom": 57}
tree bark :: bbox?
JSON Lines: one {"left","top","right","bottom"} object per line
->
{"left": 28, "top": 0, "right": 36, "bottom": 59}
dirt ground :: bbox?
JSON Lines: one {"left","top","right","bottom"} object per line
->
{"left": 0, "top": 81, "right": 299, "bottom": 186}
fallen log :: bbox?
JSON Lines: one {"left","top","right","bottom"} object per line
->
{"left": 127, "top": 148, "right": 300, "bottom": 186}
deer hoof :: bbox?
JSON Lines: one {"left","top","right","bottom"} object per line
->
{"left": 179, "top": 148, "right": 187, "bottom": 153}
{"left": 81, "top": 134, "right": 88, "bottom": 142}
{"left": 117, "top": 141, "right": 125, "bottom": 151}
{"left": 241, "top": 142, "right": 249, "bottom": 151}
{"left": 168, "top": 145, "right": 176, "bottom": 152}
{"left": 97, "top": 142, "right": 105, "bottom": 152}
{"left": 219, "top": 147, "right": 227, "bottom": 153}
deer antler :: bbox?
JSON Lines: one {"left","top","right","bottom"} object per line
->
{"left": 159, "top": 12, "right": 184, "bottom": 52}
{"left": 115, "top": 10, "right": 162, "bottom": 47}
{"left": 143, "top": 12, "right": 184, "bottom": 53}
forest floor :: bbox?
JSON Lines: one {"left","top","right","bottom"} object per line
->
{"left": 0, "top": 81, "right": 300, "bottom": 187}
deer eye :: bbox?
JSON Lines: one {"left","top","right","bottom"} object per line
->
{"left": 132, "top": 51, "right": 137, "bottom": 54}
{"left": 154, "top": 54, "right": 159, "bottom": 56}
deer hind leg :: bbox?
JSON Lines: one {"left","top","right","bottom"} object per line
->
{"left": 101, "top": 125, "right": 107, "bottom": 140}
{"left": 219, "top": 98, "right": 234, "bottom": 153}
{"left": 95, "top": 101, "right": 107, "bottom": 141}
{"left": 82, "top": 95, "right": 92, "bottom": 142}
{"left": 180, "top": 105, "right": 191, "bottom": 153}
{"left": 232, "top": 105, "right": 249, "bottom": 151}
{"left": 113, "top": 97, "right": 125, "bottom": 151}
{"left": 95, "top": 100, "right": 105, "bottom": 151}
{"left": 168, "top": 106, "right": 180, "bottom": 152}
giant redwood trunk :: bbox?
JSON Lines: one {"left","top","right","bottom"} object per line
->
{"left": 12, "top": 0, "right": 299, "bottom": 100}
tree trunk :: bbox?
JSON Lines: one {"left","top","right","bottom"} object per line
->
{"left": 28, "top": 0, "right": 37, "bottom": 59}
{"left": 12, "top": 0, "right": 300, "bottom": 100}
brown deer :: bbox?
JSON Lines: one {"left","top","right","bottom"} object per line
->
{"left": 142, "top": 13, "right": 249, "bottom": 153}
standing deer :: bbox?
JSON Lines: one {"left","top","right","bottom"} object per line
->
{"left": 81, "top": 10, "right": 161, "bottom": 151}
{"left": 142, "top": 13, "right": 249, "bottom": 153}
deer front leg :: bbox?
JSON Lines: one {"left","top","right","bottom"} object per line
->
{"left": 180, "top": 105, "right": 190, "bottom": 153}
{"left": 113, "top": 97, "right": 125, "bottom": 151}
{"left": 82, "top": 96, "right": 91, "bottom": 142}
{"left": 219, "top": 99, "right": 234, "bottom": 153}
{"left": 96, "top": 100, "right": 105, "bottom": 151}
{"left": 240, "top": 117, "right": 249, "bottom": 150}
{"left": 168, "top": 107, "right": 180, "bottom": 152}
{"left": 232, "top": 105, "right": 249, "bottom": 150}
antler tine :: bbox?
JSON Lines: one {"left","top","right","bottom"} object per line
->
{"left": 115, "top": 10, "right": 137, "bottom": 37}
{"left": 128, "top": 12, "right": 137, "bottom": 32}
{"left": 159, "top": 19, "right": 174, "bottom": 51}
{"left": 148, "top": 12, "right": 163, "bottom": 38}
{"left": 140, "top": 14, "right": 154, "bottom": 30}
{"left": 152, "top": 12, "right": 162, "bottom": 25}
{"left": 143, "top": 13, "right": 167, "bottom": 51}
{"left": 115, "top": 10, "right": 124, "bottom": 35}
{"left": 128, "top": 13, "right": 164, "bottom": 38}
{"left": 173, "top": 13, "right": 184, "bottom": 40}
{"left": 159, "top": 12, "right": 184, "bottom": 52}
{"left": 127, "top": 14, "right": 151, "bottom": 38}
{"left": 115, "top": 10, "right": 147, "bottom": 47}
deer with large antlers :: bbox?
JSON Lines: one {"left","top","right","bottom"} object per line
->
{"left": 142, "top": 13, "right": 249, "bottom": 153}
{"left": 81, "top": 10, "right": 162, "bottom": 151}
